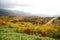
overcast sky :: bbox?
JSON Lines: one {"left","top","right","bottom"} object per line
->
{"left": 0, "top": 0, "right": 60, "bottom": 16}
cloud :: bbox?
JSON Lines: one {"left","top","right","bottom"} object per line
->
{"left": 0, "top": 0, "right": 31, "bottom": 9}
{"left": 0, "top": 4, "right": 31, "bottom": 8}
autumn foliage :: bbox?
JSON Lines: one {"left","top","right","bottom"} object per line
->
{"left": 0, "top": 20, "right": 6, "bottom": 25}
{"left": 0, "top": 15, "right": 60, "bottom": 38}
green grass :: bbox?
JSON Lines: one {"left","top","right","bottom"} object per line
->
{"left": 0, "top": 33, "right": 56, "bottom": 40}
{"left": 0, "top": 25, "right": 59, "bottom": 40}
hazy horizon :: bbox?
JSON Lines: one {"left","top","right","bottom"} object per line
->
{"left": 0, "top": 0, "right": 60, "bottom": 17}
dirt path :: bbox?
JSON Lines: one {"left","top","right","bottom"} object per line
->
{"left": 44, "top": 17, "right": 58, "bottom": 26}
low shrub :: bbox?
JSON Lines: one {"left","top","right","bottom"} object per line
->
{"left": 46, "top": 28, "right": 58, "bottom": 38}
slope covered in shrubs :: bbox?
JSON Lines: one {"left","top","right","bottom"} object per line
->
{"left": 0, "top": 25, "right": 56, "bottom": 40}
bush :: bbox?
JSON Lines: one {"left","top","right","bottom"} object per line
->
{"left": 46, "top": 28, "right": 58, "bottom": 38}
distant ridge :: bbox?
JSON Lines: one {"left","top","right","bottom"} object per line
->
{"left": 0, "top": 9, "right": 32, "bottom": 16}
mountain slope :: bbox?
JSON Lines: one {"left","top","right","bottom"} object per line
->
{"left": 0, "top": 9, "right": 48, "bottom": 17}
{"left": 0, "top": 9, "right": 32, "bottom": 16}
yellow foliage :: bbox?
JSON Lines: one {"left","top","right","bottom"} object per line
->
{"left": 55, "top": 26, "right": 60, "bottom": 30}
{"left": 7, "top": 22, "right": 20, "bottom": 28}
{"left": 45, "top": 24, "right": 55, "bottom": 28}
{"left": 17, "top": 26, "right": 25, "bottom": 32}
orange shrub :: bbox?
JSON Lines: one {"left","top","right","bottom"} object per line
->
{"left": 40, "top": 29, "right": 46, "bottom": 36}
{"left": 0, "top": 20, "right": 6, "bottom": 25}
{"left": 24, "top": 28, "right": 31, "bottom": 34}
{"left": 57, "top": 32, "right": 60, "bottom": 36}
